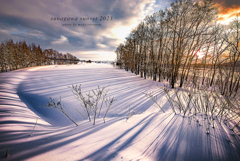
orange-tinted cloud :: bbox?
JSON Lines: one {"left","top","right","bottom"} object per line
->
{"left": 213, "top": 0, "right": 240, "bottom": 22}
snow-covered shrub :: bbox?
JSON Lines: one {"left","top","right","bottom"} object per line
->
{"left": 147, "top": 86, "right": 240, "bottom": 135}
{"left": 44, "top": 85, "right": 116, "bottom": 126}
{"left": 45, "top": 97, "right": 78, "bottom": 126}
{"left": 103, "top": 96, "right": 116, "bottom": 123}
{"left": 143, "top": 91, "right": 166, "bottom": 113}
{"left": 70, "top": 84, "right": 116, "bottom": 125}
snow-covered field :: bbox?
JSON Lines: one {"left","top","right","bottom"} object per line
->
{"left": 0, "top": 63, "right": 240, "bottom": 161}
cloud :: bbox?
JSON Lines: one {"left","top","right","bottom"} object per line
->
{"left": 213, "top": 0, "right": 240, "bottom": 9}
{"left": 1, "top": 0, "right": 238, "bottom": 60}
{"left": 52, "top": 35, "right": 69, "bottom": 45}
{"left": 71, "top": 51, "right": 116, "bottom": 61}
{"left": 213, "top": 0, "right": 240, "bottom": 22}
{"left": 0, "top": 0, "right": 159, "bottom": 60}
{"left": 97, "top": 43, "right": 107, "bottom": 48}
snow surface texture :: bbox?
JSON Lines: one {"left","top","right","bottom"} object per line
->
{"left": 0, "top": 63, "right": 240, "bottom": 161}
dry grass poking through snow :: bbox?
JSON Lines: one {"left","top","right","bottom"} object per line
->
{"left": 145, "top": 84, "right": 240, "bottom": 137}
{"left": 44, "top": 84, "right": 116, "bottom": 126}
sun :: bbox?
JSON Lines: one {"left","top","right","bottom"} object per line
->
{"left": 196, "top": 51, "right": 205, "bottom": 59}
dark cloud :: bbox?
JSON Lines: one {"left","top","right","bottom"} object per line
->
{"left": 213, "top": 0, "right": 240, "bottom": 16}
{"left": 2, "top": 0, "right": 238, "bottom": 59}
{"left": 213, "top": 0, "right": 240, "bottom": 8}
{"left": 0, "top": 0, "right": 159, "bottom": 60}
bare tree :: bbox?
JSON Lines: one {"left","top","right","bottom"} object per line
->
{"left": 223, "top": 15, "right": 240, "bottom": 95}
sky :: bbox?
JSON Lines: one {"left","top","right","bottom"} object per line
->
{"left": 0, "top": 0, "right": 239, "bottom": 61}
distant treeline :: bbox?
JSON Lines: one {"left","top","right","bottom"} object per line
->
{"left": 0, "top": 39, "right": 79, "bottom": 72}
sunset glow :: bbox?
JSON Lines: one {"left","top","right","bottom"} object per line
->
{"left": 0, "top": 0, "right": 239, "bottom": 61}
{"left": 196, "top": 51, "right": 205, "bottom": 59}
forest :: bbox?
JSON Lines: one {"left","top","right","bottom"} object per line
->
{"left": 115, "top": 0, "right": 240, "bottom": 97}
{"left": 0, "top": 39, "right": 79, "bottom": 72}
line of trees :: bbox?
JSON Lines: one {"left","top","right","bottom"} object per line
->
{"left": 0, "top": 39, "right": 79, "bottom": 72}
{"left": 115, "top": 0, "right": 239, "bottom": 96}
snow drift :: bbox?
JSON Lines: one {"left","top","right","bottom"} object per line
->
{"left": 0, "top": 63, "right": 239, "bottom": 161}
